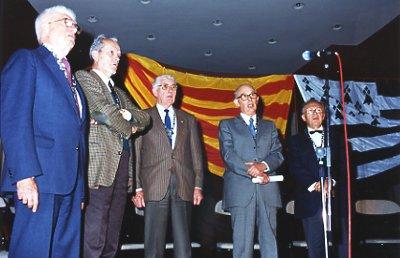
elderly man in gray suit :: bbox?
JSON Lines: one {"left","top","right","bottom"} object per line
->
{"left": 76, "top": 35, "right": 150, "bottom": 258}
{"left": 219, "top": 84, "right": 284, "bottom": 258}
{"left": 132, "top": 74, "right": 204, "bottom": 258}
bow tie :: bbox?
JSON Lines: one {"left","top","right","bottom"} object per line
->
{"left": 309, "top": 130, "right": 323, "bottom": 134}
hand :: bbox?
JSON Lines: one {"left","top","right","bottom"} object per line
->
{"left": 90, "top": 118, "right": 97, "bottom": 125}
{"left": 260, "top": 173, "right": 270, "bottom": 184}
{"left": 132, "top": 190, "right": 145, "bottom": 208}
{"left": 16, "top": 177, "right": 39, "bottom": 212}
{"left": 119, "top": 109, "right": 132, "bottom": 121}
{"left": 315, "top": 179, "right": 334, "bottom": 195}
{"left": 246, "top": 162, "right": 266, "bottom": 178}
{"left": 131, "top": 126, "right": 138, "bottom": 134}
{"left": 193, "top": 188, "right": 203, "bottom": 205}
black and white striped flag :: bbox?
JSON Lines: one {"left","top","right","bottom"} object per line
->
{"left": 294, "top": 75, "right": 400, "bottom": 179}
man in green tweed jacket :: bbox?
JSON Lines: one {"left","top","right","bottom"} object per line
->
{"left": 76, "top": 34, "right": 150, "bottom": 258}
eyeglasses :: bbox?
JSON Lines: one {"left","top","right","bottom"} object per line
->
{"left": 48, "top": 18, "right": 80, "bottom": 32}
{"left": 305, "top": 107, "right": 323, "bottom": 115}
{"left": 236, "top": 92, "right": 258, "bottom": 101}
{"left": 159, "top": 84, "right": 178, "bottom": 91}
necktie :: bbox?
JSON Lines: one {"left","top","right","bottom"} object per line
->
{"left": 61, "top": 58, "right": 80, "bottom": 115}
{"left": 249, "top": 117, "right": 257, "bottom": 137}
{"left": 164, "top": 109, "right": 173, "bottom": 144}
{"left": 61, "top": 58, "right": 72, "bottom": 86}
{"left": 309, "top": 130, "right": 323, "bottom": 134}
{"left": 109, "top": 82, "right": 121, "bottom": 108}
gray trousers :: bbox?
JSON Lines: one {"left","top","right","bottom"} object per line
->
{"left": 144, "top": 174, "right": 192, "bottom": 258}
{"left": 230, "top": 185, "right": 278, "bottom": 258}
{"left": 83, "top": 150, "right": 129, "bottom": 258}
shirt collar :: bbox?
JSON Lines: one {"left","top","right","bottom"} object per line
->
{"left": 240, "top": 113, "right": 257, "bottom": 126}
{"left": 156, "top": 103, "right": 174, "bottom": 115}
{"left": 92, "top": 69, "right": 113, "bottom": 87}
{"left": 307, "top": 126, "right": 324, "bottom": 133}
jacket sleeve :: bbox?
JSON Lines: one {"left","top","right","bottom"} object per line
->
{"left": 75, "top": 70, "right": 133, "bottom": 139}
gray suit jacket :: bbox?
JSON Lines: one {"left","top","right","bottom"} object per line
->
{"left": 135, "top": 107, "right": 203, "bottom": 202}
{"left": 219, "top": 116, "right": 284, "bottom": 209}
{"left": 76, "top": 70, "right": 150, "bottom": 189}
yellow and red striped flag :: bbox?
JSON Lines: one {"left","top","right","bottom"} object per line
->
{"left": 124, "top": 52, "right": 294, "bottom": 176}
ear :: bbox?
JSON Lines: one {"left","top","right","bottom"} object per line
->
{"left": 234, "top": 98, "right": 240, "bottom": 107}
{"left": 152, "top": 87, "right": 159, "bottom": 98}
{"left": 301, "top": 114, "right": 306, "bottom": 122}
{"left": 92, "top": 50, "right": 100, "bottom": 63}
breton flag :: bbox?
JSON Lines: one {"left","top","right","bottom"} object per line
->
{"left": 124, "top": 52, "right": 294, "bottom": 177}
{"left": 294, "top": 75, "right": 400, "bottom": 179}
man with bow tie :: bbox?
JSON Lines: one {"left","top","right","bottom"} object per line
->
{"left": 132, "top": 74, "right": 204, "bottom": 258}
{"left": 219, "top": 84, "right": 284, "bottom": 258}
{"left": 0, "top": 6, "right": 87, "bottom": 257}
{"left": 288, "top": 99, "right": 347, "bottom": 258}
{"left": 75, "top": 35, "right": 150, "bottom": 258}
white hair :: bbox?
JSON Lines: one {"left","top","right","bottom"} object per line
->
{"left": 152, "top": 74, "right": 176, "bottom": 90}
{"left": 89, "top": 34, "right": 118, "bottom": 60}
{"left": 35, "top": 5, "right": 76, "bottom": 43}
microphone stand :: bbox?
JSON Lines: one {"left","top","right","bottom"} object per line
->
{"left": 319, "top": 62, "right": 333, "bottom": 258}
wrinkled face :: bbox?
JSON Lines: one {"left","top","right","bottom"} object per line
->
{"left": 152, "top": 77, "right": 177, "bottom": 108}
{"left": 92, "top": 39, "right": 121, "bottom": 77}
{"left": 234, "top": 85, "right": 259, "bottom": 116}
{"left": 44, "top": 13, "right": 78, "bottom": 54}
{"left": 302, "top": 102, "right": 325, "bottom": 129}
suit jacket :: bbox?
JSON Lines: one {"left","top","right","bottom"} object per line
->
{"left": 288, "top": 129, "right": 344, "bottom": 219}
{"left": 135, "top": 107, "right": 203, "bottom": 202}
{"left": 75, "top": 70, "right": 150, "bottom": 189}
{"left": 0, "top": 46, "right": 88, "bottom": 197}
{"left": 219, "top": 116, "right": 284, "bottom": 210}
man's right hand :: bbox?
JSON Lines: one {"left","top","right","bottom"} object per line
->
{"left": 16, "top": 177, "right": 39, "bottom": 212}
{"left": 131, "top": 190, "right": 145, "bottom": 208}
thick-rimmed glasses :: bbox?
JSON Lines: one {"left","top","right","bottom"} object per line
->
{"left": 159, "top": 84, "right": 178, "bottom": 91}
{"left": 48, "top": 18, "right": 80, "bottom": 32}
{"left": 305, "top": 107, "right": 323, "bottom": 115}
{"left": 236, "top": 92, "right": 258, "bottom": 101}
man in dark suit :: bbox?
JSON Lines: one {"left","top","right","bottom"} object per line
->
{"left": 0, "top": 6, "right": 87, "bottom": 257}
{"left": 76, "top": 35, "right": 150, "bottom": 258}
{"left": 132, "top": 74, "right": 204, "bottom": 258}
{"left": 219, "top": 84, "right": 284, "bottom": 258}
{"left": 288, "top": 99, "right": 346, "bottom": 258}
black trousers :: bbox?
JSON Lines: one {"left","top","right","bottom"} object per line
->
{"left": 144, "top": 174, "right": 192, "bottom": 258}
{"left": 83, "top": 150, "right": 129, "bottom": 258}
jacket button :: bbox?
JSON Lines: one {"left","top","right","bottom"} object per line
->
{"left": 75, "top": 146, "right": 79, "bottom": 150}
{"left": 118, "top": 151, "right": 122, "bottom": 155}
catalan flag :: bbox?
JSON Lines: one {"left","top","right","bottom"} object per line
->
{"left": 124, "top": 52, "right": 294, "bottom": 176}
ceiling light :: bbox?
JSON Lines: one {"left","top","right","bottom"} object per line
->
{"left": 248, "top": 65, "right": 256, "bottom": 70}
{"left": 293, "top": 2, "right": 305, "bottom": 10}
{"left": 212, "top": 19, "right": 223, "bottom": 26}
{"left": 140, "top": 0, "right": 151, "bottom": 4}
{"left": 267, "top": 38, "right": 277, "bottom": 45}
{"left": 332, "top": 24, "right": 342, "bottom": 31}
{"left": 87, "top": 15, "right": 98, "bottom": 23}
{"left": 204, "top": 50, "right": 213, "bottom": 57}
{"left": 146, "top": 34, "right": 156, "bottom": 41}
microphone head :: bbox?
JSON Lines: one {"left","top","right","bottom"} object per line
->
{"left": 302, "top": 50, "right": 313, "bottom": 61}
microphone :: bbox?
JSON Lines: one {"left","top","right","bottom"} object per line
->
{"left": 302, "top": 50, "right": 336, "bottom": 61}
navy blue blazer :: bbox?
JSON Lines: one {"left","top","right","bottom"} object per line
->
{"left": 288, "top": 129, "right": 344, "bottom": 219}
{"left": 0, "top": 46, "right": 88, "bottom": 198}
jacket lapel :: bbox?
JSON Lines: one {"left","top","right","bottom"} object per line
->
{"left": 37, "top": 46, "right": 82, "bottom": 123}
{"left": 174, "top": 109, "right": 185, "bottom": 148}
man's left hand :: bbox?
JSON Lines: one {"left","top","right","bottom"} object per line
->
{"left": 193, "top": 188, "right": 203, "bottom": 205}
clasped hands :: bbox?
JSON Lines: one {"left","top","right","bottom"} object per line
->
{"left": 314, "top": 179, "right": 335, "bottom": 197}
{"left": 246, "top": 162, "right": 270, "bottom": 184}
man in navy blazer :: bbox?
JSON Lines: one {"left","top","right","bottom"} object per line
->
{"left": 288, "top": 99, "right": 347, "bottom": 258}
{"left": 0, "top": 5, "right": 87, "bottom": 257}
{"left": 219, "top": 84, "right": 284, "bottom": 258}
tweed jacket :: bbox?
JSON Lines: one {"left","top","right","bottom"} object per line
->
{"left": 135, "top": 107, "right": 204, "bottom": 202}
{"left": 76, "top": 70, "right": 150, "bottom": 189}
